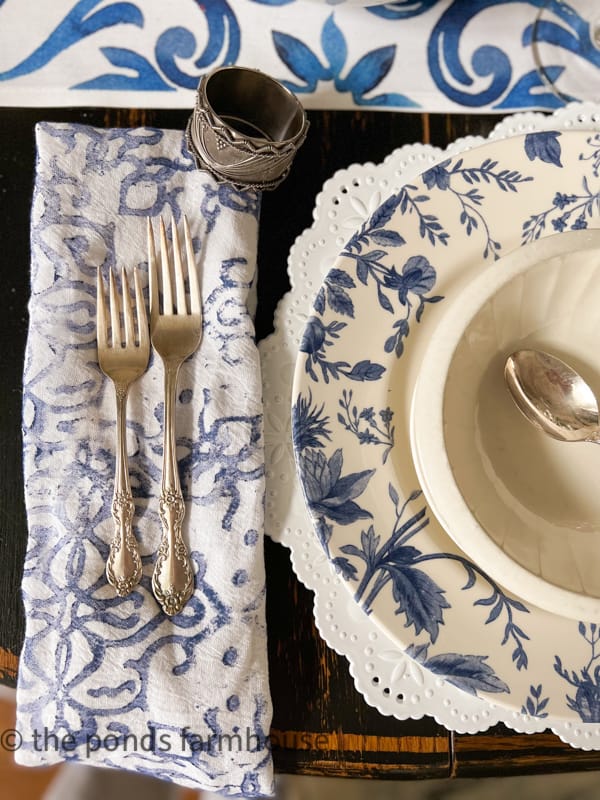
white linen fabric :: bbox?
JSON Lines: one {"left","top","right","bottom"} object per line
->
{"left": 0, "top": 0, "right": 592, "bottom": 113}
{"left": 16, "top": 122, "right": 273, "bottom": 797}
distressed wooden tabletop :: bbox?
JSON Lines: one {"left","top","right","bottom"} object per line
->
{"left": 1, "top": 106, "right": 599, "bottom": 778}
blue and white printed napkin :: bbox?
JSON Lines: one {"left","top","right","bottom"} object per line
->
{"left": 16, "top": 122, "right": 273, "bottom": 796}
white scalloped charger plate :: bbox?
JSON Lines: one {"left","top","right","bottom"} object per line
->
{"left": 260, "top": 104, "right": 600, "bottom": 747}
{"left": 291, "top": 124, "right": 600, "bottom": 718}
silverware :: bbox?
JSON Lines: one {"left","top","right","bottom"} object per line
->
{"left": 186, "top": 65, "right": 309, "bottom": 191}
{"left": 504, "top": 349, "right": 600, "bottom": 443}
{"left": 97, "top": 267, "right": 150, "bottom": 595}
{"left": 147, "top": 215, "right": 202, "bottom": 616}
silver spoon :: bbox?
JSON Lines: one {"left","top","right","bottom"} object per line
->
{"left": 504, "top": 349, "right": 600, "bottom": 443}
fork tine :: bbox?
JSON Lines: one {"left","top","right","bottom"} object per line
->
{"left": 121, "top": 267, "right": 135, "bottom": 347}
{"left": 133, "top": 266, "right": 149, "bottom": 352}
{"left": 147, "top": 217, "right": 159, "bottom": 326}
{"left": 159, "top": 217, "right": 173, "bottom": 316}
{"left": 184, "top": 215, "right": 201, "bottom": 316}
{"left": 96, "top": 268, "right": 108, "bottom": 350}
{"left": 108, "top": 268, "right": 122, "bottom": 348}
{"left": 171, "top": 214, "right": 187, "bottom": 315}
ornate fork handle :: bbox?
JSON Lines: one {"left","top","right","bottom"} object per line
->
{"left": 106, "top": 384, "right": 143, "bottom": 596}
{"left": 151, "top": 360, "right": 194, "bottom": 616}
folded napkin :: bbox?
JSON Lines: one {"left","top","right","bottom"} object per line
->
{"left": 16, "top": 122, "right": 273, "bottom": 796}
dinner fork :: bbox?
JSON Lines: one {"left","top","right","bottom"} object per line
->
{"left": 147, "top": 215, "right": 202, "bottom": 616}
{"left": 97, "top": 267, "right": 150, "bottom": 596}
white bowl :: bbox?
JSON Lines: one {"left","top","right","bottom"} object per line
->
{"left": 410, "top": 229, "right": 600, "bottom": 621}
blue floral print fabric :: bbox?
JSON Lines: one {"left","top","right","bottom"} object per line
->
{"left": 0, "top": 0, "right": 595, "bottom": 111}
{"left": 16, "top": 122, "right": 273, "bottom": 796}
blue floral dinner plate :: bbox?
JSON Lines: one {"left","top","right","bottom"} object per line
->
{"left": 292, "top": 129, "right": 600, "bottom": 719}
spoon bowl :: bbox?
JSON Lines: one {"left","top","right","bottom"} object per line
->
{"left": 504, "top": 349, "right": 600, "bottom": 443}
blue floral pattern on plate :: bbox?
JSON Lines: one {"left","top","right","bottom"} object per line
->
{"left": 292, "top": 130, "right": 600, "bottom": 719}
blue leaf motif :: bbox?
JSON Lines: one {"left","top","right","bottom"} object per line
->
{"left": 315, "top": 518, "right": 333, "bottom": 553}
{"left": 344, "top": 360, "right": 386, "bottom": 382}
{"left": 356, "top": 258, "right": 369, "bottom": 285}
{"left": 524, "top": 131, "right": 563, "bottom": 167}
{"left": 74, "top": 47, "right": 173, "bottom": 90}
{"left": 0, "top": 0, "right": 144, "bottom": 81}
{"left": 272, "top": 31, "right": 328, "bottom": 90}
{"left": 323, "top": 270, "right": 355, "bottom": 314}
{"left": 327, "top": 269, "right": 355, "bottom": 289}
{"left": 331, "top": 556, "right": 358, "bottom": 581}
{"left": 521, "top": 683, "right": 550, "bottom": 718}
{"left": 526, "top": 697, "right": 535, "bottom": 715}
{"left": 273, "top": 13, "right": 416, "bottom": 108}
{"left": 386, "top": 565, "right": 450, "bottom": 643}
{"left": 424, "top": 653, "right": 510, "bottom": 696}
{"left": 354, "top": 250, "right": 385, "bottom": 286}
{"left": 361, "top": 526, "right": 380, "bottom": 566}
{"left": 370, "top": 194, "right": 403, "bottom": 229}
{"left": 314, "top": 287, "right": 325, "bottom": 316}
{"left": 326, "top": 284, "right": 354, "bottom": 317}
{"left": 370, "top": 229, "right": 405, "bottom": 247}
{"left": 340, "top": 45, "right": 396, "bottom": 98}
{"left": 385, "top": 545, "right": 422, "bottom": 565}
{"left": 321, "top": 14, "right": 347, "bottom": 77}
{"left": 340, "top": 542, "right": 369, "bottom": 563}
{"left": 377, "top": 284, "right": 394, "bottom": 313}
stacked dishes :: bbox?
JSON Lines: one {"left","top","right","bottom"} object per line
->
{"left": 291, "top": 128, "right": 600, "bottom": 721}
{"left": 410, "top": 229, "right": 600, "bottom": 621}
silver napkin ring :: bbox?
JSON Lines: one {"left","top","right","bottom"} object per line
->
{"left": 186, "top": 66, "right": 309, "bottom": 192}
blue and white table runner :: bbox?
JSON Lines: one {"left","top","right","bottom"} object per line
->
{"left": 0, "top": 0, "right": 595, "bottom": 113}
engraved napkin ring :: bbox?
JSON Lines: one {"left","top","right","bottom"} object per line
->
{"left": 186, "top": 65, "right": 309, "bottom": 192}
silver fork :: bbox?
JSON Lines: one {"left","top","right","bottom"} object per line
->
{"left": 147, "top": 215, "right": 202, "bottom": 616}
{"left": 97, "top": 266, "right": 150, "bottom": 596}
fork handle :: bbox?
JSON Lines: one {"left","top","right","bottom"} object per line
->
{"left": 106, "top": 386, "right": 143, "bottom": 596}
{"left": 152, "top": 362, "right": 194, "bottom": 616}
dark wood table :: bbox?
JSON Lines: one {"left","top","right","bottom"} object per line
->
{"left": 2, "top": 106, "right": 600, "bottom": 780}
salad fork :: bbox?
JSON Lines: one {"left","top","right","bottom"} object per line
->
{"left": 147, "top": 216, "right": 202, "bottom": 616}
{"left": 97, "top": 267, "right": 150, "bottom": 596}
